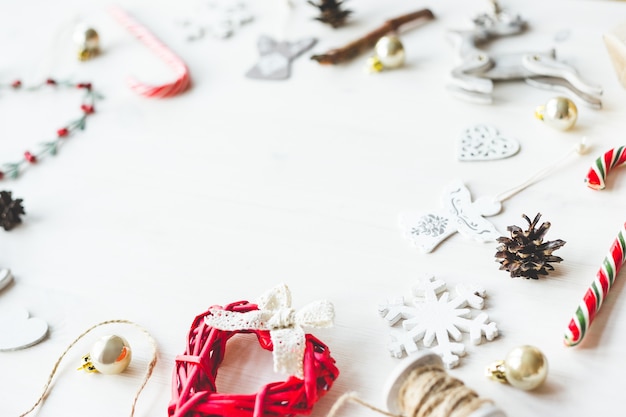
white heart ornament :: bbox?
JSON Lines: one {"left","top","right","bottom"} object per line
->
{"left": 458, "top": 124, "right": 520, "bottom": 161}
{"left": 0, "top": 268, "right": 13, "bottom": 291}
{"left": 0, "top": 307, "right": 48, "bottom": 351}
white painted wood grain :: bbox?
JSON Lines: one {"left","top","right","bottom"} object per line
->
{"left": 0, "top": 1, "right": 624, "bottom": 416}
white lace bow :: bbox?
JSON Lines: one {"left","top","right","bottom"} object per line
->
{"left": 204, "top": 284, "right": 334, "bottom": 379}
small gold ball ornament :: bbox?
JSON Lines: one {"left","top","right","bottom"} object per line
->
{"left": 486, "top": 345, "right": 548, "bottom": 390}
{"left": 535, "top": 97, "right": 578, "bottom": 131}
{"left": 74, "top": 26, "right": 100, "bottom": 61}
{"left": 375, "top": 35, "right": 405, "bottom": 68}
{"left": 78, "top": 335, "right": 132, "bottom": 374}
{"left": 367, "top": 35, "right": 405, "bottom": 72}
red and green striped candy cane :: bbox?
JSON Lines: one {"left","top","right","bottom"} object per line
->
{"left": 585, "top": 146, "right": 626, "bottom": 190}
{"left": 564, "top": 222, "right": 626, "bottom": 346}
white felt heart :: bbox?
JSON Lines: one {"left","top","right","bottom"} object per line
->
{"left": 457, "top": 124, "right": 520, "bottom": 161}
{"left": 0, "top": 268, "right": 13, "bottom": 291}
{"left": 0, "top": 307, "right": 48, "bottom": 351}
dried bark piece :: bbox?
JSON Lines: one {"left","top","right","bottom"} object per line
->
{"left": 311, "top": 8, "right": 434, "bottom": 65}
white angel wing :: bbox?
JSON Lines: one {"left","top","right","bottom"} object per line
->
{"left": 441, "top": 181, "right": 501, "bottom": 243}
{"left": 285, "top": 37, "right": 317, "bottom": 59}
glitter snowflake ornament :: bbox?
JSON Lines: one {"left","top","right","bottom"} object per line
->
{"left": 378, "top": 275, "right": 499, "bottom": 368}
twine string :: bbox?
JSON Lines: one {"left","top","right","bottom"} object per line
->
{"left": 19, "top": 319, "right": 157, "bottom": 417}
{"left": 326, "top": 366, "right": 493, "bottom": 417}
{"left": 327, "top": 392, "right": 399, "bottom": 417}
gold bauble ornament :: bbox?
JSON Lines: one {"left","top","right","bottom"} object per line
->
{"left": 78, "top": 335, "right": 132, "bottom": 375}
{"left": 486, "top": 345, "right": 548, "bottom": 390}
{"left": 367, "top": 35, "right": 405, "bottom": 72}
{"left": 74, "top": 26, "right": 100, "bottom": 61}
{"left": 535, "top": 97, "right": 578, "bottom": 131}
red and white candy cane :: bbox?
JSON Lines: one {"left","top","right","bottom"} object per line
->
{"left": 564, "top": 223, "right": 626, "bottom": 346}
{"left": 109, "top": 6, "right": 191, "bottom": 98}
{"left": 585, "top": 146, "right": 626, "bottom": 190}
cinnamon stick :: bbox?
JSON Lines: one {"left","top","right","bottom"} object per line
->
{"left": 310, "top": 8, "right": 435, "bottom": 65}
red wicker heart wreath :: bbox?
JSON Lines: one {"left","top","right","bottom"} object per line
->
{"left": 169, "top": 300, "right": 339, "bottom": 417}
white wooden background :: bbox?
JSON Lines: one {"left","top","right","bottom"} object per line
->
{"left": 1, "top": 0, "right": 625, "bottom": 416}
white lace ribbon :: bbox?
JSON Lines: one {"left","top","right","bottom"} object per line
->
{"left": 204, "top": 284, "right": 334, "bottom": 379}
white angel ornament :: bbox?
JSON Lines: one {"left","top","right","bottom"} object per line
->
{"left": 399, "top": 141, "right": 588, "bottom": 253}
{"left": 399, "top": 181, "right": 502, "bottom": 253}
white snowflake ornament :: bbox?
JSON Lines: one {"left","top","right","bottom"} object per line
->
{"left": 378, "top": 274, "right": 499, "bottom": 368}
{"left": 178, "top": 2, "right": 254, "bottom": 41}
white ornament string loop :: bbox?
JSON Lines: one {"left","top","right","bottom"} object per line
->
{"left": 494, "top": 137, "right": 588, "bottom": 203}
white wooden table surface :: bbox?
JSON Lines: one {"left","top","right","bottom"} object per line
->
{"left": 1, "top": 0, "right": 625, "bottom": 416}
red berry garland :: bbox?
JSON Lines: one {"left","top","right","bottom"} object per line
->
{"left": 168, "top": 301, "right": 339, "bottom": 417}
{"left": 0, "top": 78, "right": 101, "bottom": 180}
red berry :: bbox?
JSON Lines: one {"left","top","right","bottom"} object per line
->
{"left": 46, "top": 78, "right": 57, "bottom": 85}
{"left": 11, "top": 80, "right": 21, "bottom": 88}
{"left": 24, "top": 152, "right": 36, "bottom": 163}
{"left": 77, "top": 82, "right": 92, "bottom": 90}
{"left": 80, "top": 104, "right": 95, "bottom": 114}
{"left": 0, "top": 171, "right": 4, "bottom": 180}
{"left": 57, "top": 128, "right": 69, "bottom": 137}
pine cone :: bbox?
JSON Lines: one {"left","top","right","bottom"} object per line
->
{"left": 308, "top": 0, "right": 352, "bottom": 28}
{"left": 495, "top": 213, "right": 565, "bottom": 279}
{"left": 0, "top": 191, "right": 25, "bottom": 231}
